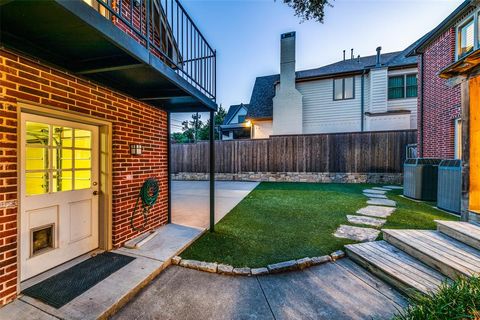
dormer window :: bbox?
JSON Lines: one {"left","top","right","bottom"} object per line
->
{"left": 458, "top": 18, "right": 474, "bottom": 58}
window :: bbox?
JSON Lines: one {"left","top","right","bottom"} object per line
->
{"left": 333, "top": 77, "right": 355, "bottom": 100}
{"left": 388, "top": 76, "right": 404, "bottom": 99}
{"left": 83, "top": 0, "right": 110, "bottom": 19}
{"left": 388, "top": 74, "right": 418, "bottom": 99}
{"left": 25, "top": 122, "right": 93, "bottom": 196}
{"left": 458, "top": 19, "right": 475, "bottom": 58}
{"left": 406, "top": 74, "right": 418, "bottom": 98}
{"left": 237, "top": 115, "right": 246, "bottom": 123}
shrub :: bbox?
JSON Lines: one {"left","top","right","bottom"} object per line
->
{"left": 393, "top": 276, "right": 480, "bottom": 320}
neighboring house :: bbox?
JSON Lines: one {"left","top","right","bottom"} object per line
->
{"left": 247, "top": 32, "right": 419, "bottom": 139}
{"left": 407, "top": 1, "right": 470, "bottom": 160}
{"left": 0, "top": 0, "right": 216, "bottom": 306}
{"left": 219, "top": 103, "right": 251, "bottom": 140}
{"left": 408, "top": 0, "right": 479, "bottom": 223}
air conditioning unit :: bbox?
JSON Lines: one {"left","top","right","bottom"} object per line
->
{"left": 437, "top": 159, "right": 462, "bottom": 214}
{"left": 403, "top": 158, "right": 442, "bottom": 201}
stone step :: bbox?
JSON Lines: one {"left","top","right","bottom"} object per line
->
{"left": 334, "top": 225, "right": 380, "bottom": 242}
{"left": 363, "top": 193, "right": 388, "bottom": 199}
{"left": 383, "top": 186, "right": 403, "bottom": 190}
{"left": 345, "top": 241, "right": 448, "bottom": 297}
{"left": 367, "top": 199, "right": 396, "bottom": 207}
{"left": 357, "top": 206, "right": 395, "bottom": 218}
{"left": 383, "top": 229, "right": 480, "bottom": 279}
{"left": 363, "top": 189, "right": 386, "bottom": 195}
{"left": 372, "top": 187, "right": 390, "bottom": 191}
{"left": 436, "top": 220, "right": 480, "bottom": 251}
{"left": 347, "top": 215, "right": 386, "bottom": 228}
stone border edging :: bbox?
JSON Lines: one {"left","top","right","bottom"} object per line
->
{"left": 171, "top": 250, "right": 346, "bottom": 276}
{"left": 172, "top": 172, "right": 402, "bottom": 184}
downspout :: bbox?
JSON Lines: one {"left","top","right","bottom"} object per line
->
{"left": 419, "top": 53, "right": 424, "bottom": 157}
{"left": 167, "top": 111, "right": 172, "bottom": 223}
{"left": 361, "top": 69, "right": 366, "bottom": 131}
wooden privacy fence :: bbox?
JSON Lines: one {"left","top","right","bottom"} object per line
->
{"left": 171, "top": 130, "right": 417, "bottom": 174}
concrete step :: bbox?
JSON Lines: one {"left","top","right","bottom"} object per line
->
{"left": 383, "top": 229, "right": 480, "bottom": 280}
{"left": 345, "top": 241, "right": 447, "bottom": 297}
{"left": 436, "top": 220, "right": 480, "bottom": 250}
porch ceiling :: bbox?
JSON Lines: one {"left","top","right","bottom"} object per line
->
{"left": 0, "top": 0, "right": 216, "bottom": 112}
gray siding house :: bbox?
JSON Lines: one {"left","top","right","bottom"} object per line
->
{"left": 247, "top": 32, "right": 419, "bottom": 139}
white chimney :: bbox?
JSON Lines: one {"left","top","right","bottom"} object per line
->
{"left": 272, "top": 31, "right": 303, "bottom": 135}
{"left": 280, "top": 32, "right": 296, "bottom": 90}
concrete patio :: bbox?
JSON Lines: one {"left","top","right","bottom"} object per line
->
{"left": 113, "top": 259, "right": 407, "bottom": 320}
{"left": 0, "top": 224, "right": 204, "bottom": 320}
{"left": 172, "top": 180, "right": 259, "bottom": 229}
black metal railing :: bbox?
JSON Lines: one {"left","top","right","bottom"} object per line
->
{"left": 93, "top": 0, "right": 216, "bottom": 100}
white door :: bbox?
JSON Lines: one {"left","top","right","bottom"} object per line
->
{"left": 20, "top": 113, "right": 99, "bottom": 281}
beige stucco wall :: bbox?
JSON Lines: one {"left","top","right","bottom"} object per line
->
{"left": 252, "top": 120, "right": 273, "bottom": 139}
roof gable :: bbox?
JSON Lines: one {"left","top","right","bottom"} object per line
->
{"left": 224, "top": 104, "right": 248, "bottom": 124}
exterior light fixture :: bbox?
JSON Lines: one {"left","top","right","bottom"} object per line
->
{"left": 130, "top": 144, "right": 143, "bottom": 155}
{"left": 245, "top": 120, "right": 252, "bottom": 128}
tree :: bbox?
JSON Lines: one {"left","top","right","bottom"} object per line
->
{"left": 197, "top": 105, "right": 227, "bottom": 141}
{"left": 180, "top": 113, "right": 203, "bottom": 142}
{"left": 171, "top": 132, "right": 190, "bottom": 144}
{"left": 282, "top": 0, "right": 332, "bottom": 23}
{"left": 171, "top": 105, "right": 228, "bottom": 143}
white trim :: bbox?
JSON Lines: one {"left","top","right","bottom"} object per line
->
{"left": 454, "top": 117, "right": 462, "bottom": 160}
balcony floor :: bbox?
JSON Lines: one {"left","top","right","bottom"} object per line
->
{"left": 0, "top": 0, "right": 216, "bottom": 112}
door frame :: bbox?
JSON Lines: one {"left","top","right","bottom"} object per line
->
{"left": 16, "top": 101, "right": 113, "bottom": 284}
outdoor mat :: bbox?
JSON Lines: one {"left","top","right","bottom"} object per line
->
{"left": 22, "top": 252, "right": 135, "bottom": 309}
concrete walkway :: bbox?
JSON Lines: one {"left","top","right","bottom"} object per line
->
{"left": 172, "top": 181, "right": 259, "bottom": 229}
{"left": 113, "top": 259, "right": 407, "bottom": 320}
{"left": 0, "top": 224, "right": 204, "bottom": 320}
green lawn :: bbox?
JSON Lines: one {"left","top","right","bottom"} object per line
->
{"left": 181, "top": 182, "right": 459, "bottom": 267}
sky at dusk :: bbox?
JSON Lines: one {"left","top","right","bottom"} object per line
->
{"left": 171, "top": 0, "right": 463, "bottom": 131}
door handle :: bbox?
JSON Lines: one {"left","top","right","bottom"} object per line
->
{"left": 93, "top": 191, "right": 99, "bottom": 196}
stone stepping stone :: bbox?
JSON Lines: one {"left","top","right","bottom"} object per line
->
{"left": 363, "top": 189, "right": 386, "bottom": 195}
{"left": 367, "top": 198, "right": 396, "bottom": 207}
{"left": 357, "top": 205, "right": 395, "bottom": 218}
{"left": 372, "top": 187, "right": 390, "bottom": 191}
{"left": 347, "top": 215, "right": 386, "bottom": 228}
{"left": 383, "top": 185, "right": 403, "bottom": 190}
{"left": 334, "top": 225, "right": 380, "bottom": 242}
{"left": 363, "top": 193, "right": 387, "bottom": 199}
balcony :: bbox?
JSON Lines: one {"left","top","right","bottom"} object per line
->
{"left": 0, "top": 0, "right": 216, "bottom": 111}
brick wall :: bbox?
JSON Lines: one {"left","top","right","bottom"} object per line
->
{"left": 0, "top": 48, "right": 169, "bottom": 305}
{"left": 419, "top": 27, "right": 461, "bottom": 158}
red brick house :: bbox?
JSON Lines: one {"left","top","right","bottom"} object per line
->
{"left": 0, "top": 0, "right": 216, "bottom": 305}
{"left": 408, "top": 1, "right": 472, "bottom": 159}
{"left": 409, "top": 0, "right": 480, "bottom": 222}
